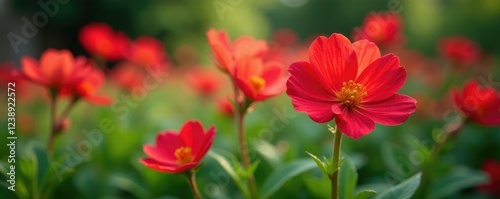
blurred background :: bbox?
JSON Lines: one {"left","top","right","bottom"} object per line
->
{"left": 1, "top": 0, "right": 500, "bottom": 198}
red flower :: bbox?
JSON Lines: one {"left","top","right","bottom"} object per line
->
{"left": 126, "top": 36, "right": 169, "bottom": 69}
{"left": 217, "top": 98, "right": 234, "bottom": 117}
{"left": 286, "top": 34, "right": 416, "bottom": 139}
{"left": 110, "top": 62, "right": 145, "bottom": 90}
{"left": 452, "top": 80, "right": 500, "bottom": 126}
{"left": 79, "top": 23, "right": 129, "bottom": 61}
{"left": 22, "top": 49, "right": 90, "bottom": 89}
{"left": 61, "top": 63, "right": 113, "bottom": 105}
{"left": 353, "top": 12, "right": 403, "bottom": 46}
{"left": 439, "top": 36, "right": 480, "bottom": 66}
{"left": 478, "top": 159, "right": 500, "bottom": 196}
{"left": 234, "top": 56, "right": 287, "bottom": 101}
{"left": 140, "top": 121, "right": 216, "bottom": 173}
{"left": 186, "top": 69, "right": 222, "bottom": 97}
{"left": 206, "top": 28, "right": 268, "bottom": 75}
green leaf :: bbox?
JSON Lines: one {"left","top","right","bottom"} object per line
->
{"left": 429, "top": 167, "right": 488, "bottom": 199}
{"left": 340, "top": 156, "right": 358, "bottom": 199}
{"left": 254, "top": 140, "right": 283, "bottom": 167}
{"left": 306, "top": 151, "right": 328, "bottom": 177}
{"left": 375, "top": 173, "right": 422, "bottom": 199}
{"left": 303, "top": 176, "right": 330, "bottom": 199}
{"left": 260, "top": 158, "right": 316, "bottom": 199}
{"left": 380, "top": 142, "right": 414, "bottom": 181}
{"left": 208, "top": 151, "right": 251, "bottom": 198}
{"left": 354, "top": 189, "right": 377, "bottom": 199}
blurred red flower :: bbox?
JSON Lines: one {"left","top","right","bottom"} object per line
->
{"left": 22, "top": 49, "right": 90, "bottom": 89}
{"left": 79, "top": 23, "right": 129, "bottom": 61}
{"left": 206, "top": 28, "right": 268, "bottom": 75}
{"left": 217, "top": 98, "right": 234, "bottom": 117}
{"left": 286, "top": 34, "right": 416, "bottom": 139}
{"left": 126, "top": 36, "right": 169, "bottom": 69}
{"left": 110, "top": 62, "right": 145, "bottom": 91}
{"left": 478, "top": 159, "right": 500, "bottom": 196}
{"left": 140, "top": 121, "right": 215, "bottom": 173}
{"left": 439, "top": 36, "right": 480, "bottom": 66}
{"left": 61, "top": 64, "right": 113, "bottom": 106}
{"left": 186, "top": 69, "right": 222, "bottom": 97}
{"left": 235, "top": 56, "right": 286, "bottom": 101}
{"left": 452, "top": 80, "right": 500, "bottom": 126}
{"left": 353, "top": 12, "right": 403, "bottom": 46}
{"left": 0, "top": 62, "right": 33, "bottom": 100}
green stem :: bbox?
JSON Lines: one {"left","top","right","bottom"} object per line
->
{"left": 232, "top": 79, "right": 258, "bottom": 199}
{"left": 414, "top": 118, "right": 464, "bottom": 199}
{"left": 185, "top": 171, "right": 202, "bottom": 199}
{"left": 46, "top": 91, "right": 58, "bottom": 154}
{"left": 330, "top": 130, "right": 343, "bottom": 199}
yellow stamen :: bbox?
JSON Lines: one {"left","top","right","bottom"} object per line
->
{"left": 174, "top": 147, "right": 194, "bottom": 164}
{"left": 338, "top": 80, "right": 367, "bottom": 107}
{"left": 250, "top": 76, "right": 266, "bottom": 92}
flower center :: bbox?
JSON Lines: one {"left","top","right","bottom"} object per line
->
{"left": 250, "top": 76, "right": 266, "bottom": 92}
{"left": 338, "top": 80, "right": 367, "bottom": 107}
{"left": 174, "top": 147, "right": 194, "bottom": 164}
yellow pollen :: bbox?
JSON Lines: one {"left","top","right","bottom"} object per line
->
{"left": 338, "top": 80, "right": 367, "bottom": 107}
{"left": 174, "top": 147, "right": 194, "bottom": 164}
{"left": 250, "top": 76, "right": 266, "bottom": 92}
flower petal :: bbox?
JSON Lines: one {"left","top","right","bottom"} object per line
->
{"left": 143, "top": 145, "right": 178, "bottom": 165}
{"left": 39, "top": 49, "right": 75, "bottom": 86}
{"left": 140, "top": 158, "right": 197, "bottom": 173}
{"left": 352, "top": 40, "right": 381, "bottom": 76}
{"left": 194, "top": 126, "right": 215, "bottom": 162}
{"left": 21, "top": 56, "right": 47, "bottom": 85}
{"left": 156, "top": 132, "right": 183, "bottom": 154}
{"left": 207, "top": 29, "right": 234, "bottom": 73}
{"left": 332, "top": 104, "right": 375, "bottom": 139}
{"left": 308, "top": 33, "right": 357, "bottom": 92}
{"left": 234, "top": 36, "right": 268, "bottom": 60}
{"left": 179, "top": 121, "right": 205, "bottom": 156}
{"left": 83, "top": 95, "right": 113, "bottom": 106}
{"left": 358, "top": 94, "right": 417, "bottom": 125}
{"left": 286, "top": 61, "right": 335, "bottom": 123}
{"left": 356, "top": 54, "right": 406, "bottom": 102}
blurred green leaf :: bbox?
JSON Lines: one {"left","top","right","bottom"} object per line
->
{"left": 340, "top": 156, "right": 358, "bottom": 199}
{"left": 354, "top": 189, "right": 377, "bottom": 199}
{"left": 260, "top": 158, "right": 316, "bottom": 199}
{"left": 107, "top": 172, "right": 150, "bottom": 199}
{"left": 303, "top": 175, "right": 330, "bottom": 199}
{"left": 208, "top": 150, "right": 250, "bottom": 198}
{"left": 375, "top": 173, "right": 422, "bottom": 199}
{"left": 254, "top": 140, "right": 282, "bottom": 167}
{"left": 429, "top": 167, "right": 488, "bottom": 199}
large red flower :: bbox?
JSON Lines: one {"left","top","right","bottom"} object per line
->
{"left": 79, "top": 23, "right": 129, "bottom": 61}
{"left": 353, "top": 12, "right": 403, "bottom": 46}
{"left": 439, "top": 36, "right": 480, "bottom": 66}
{"left": 206, "top": 28, "right": 268, "bottom": 75}
{"left": 140, "top": 121, "right": 216, "bottom": 173}
{"left": 452, "top": 80, "right": 500, "bottom": 126}
{"left": 478, "top": 159, "right": 500, "bottom": 196}
{"left": 286, "top": 33, "right": 416, "bottom": 139}
{"left": 234, "top": 56, "right": 286, "bottom": 101}
{"left": 22, "top": 49, "right": 90, "bottom": 89}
